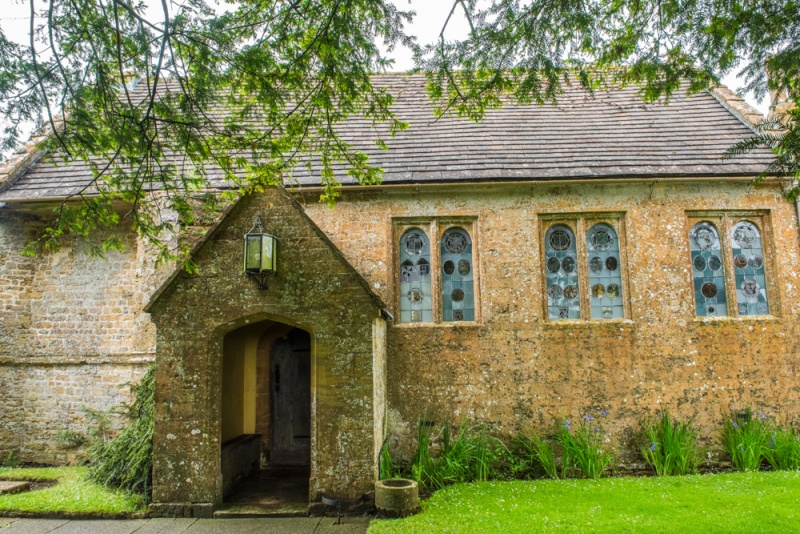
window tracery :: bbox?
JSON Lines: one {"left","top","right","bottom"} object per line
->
{"left": 399, "top": 229, "right": 432, "bottom": 323}
{"left": 689, "top": 222, "right": 727, "bottom": 317}
{"left": 545, "top": 225, "right": 580, "bottom": 319}
{"left": 587, "top": 223, "right": 624, "bottom": 319}
{"left": 730, "top": 221, "right": 769, "bottom": 316}
{"left": 441, "top": 228, "right": 474, "bottom": 322}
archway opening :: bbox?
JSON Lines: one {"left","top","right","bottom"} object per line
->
{"left": 219, "top": 320, "right": 311, "bottom": 515}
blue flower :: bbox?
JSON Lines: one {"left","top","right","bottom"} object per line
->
{"left": 593, "top": 427, "right": 600, "bottom": 433}
{"left": 770, "top": 441, "right": 775, "bottom": 448}
{"left": 759, "top": 413, "right": 767, "bottom": 420}
{"left": 564, "top": 419, "right": 571, "bottom": 430}
{"left": 650, "top": 442, "right": 658, "bottom": 451}
{"left": 732, "top": 422, "right": 738, "bottom": 428}
{"left": 599, "top": 410, "right": 610, "bottom": 417}
{"left": 583, "top": 415, "right": 595, "bottom": 422}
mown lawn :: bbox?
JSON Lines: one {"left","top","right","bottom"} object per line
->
{"left": 0, "top": 466, "right": 143, "bottom": 516}
{"left": 369, "top": 471, "right": 800, "bottom": 533}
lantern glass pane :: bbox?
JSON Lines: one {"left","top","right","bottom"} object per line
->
{"left": 261, "top": 235, "right": 276, "bottom": 272}
{"left": 245, "top": 235, "right": 262, "bottom": 272}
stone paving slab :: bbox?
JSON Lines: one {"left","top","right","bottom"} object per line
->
{"left": 0, "top": 482, "right": 30, "bottom": 496}
{"left": 0, "top": 517, "right": 371, "bottom": 533}
{"left": 0, "top": 519, "right": 70, "bottom": 533}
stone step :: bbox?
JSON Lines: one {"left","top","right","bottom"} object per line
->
{"left": 0, "top": 481, "right": 31, "bottom": 495}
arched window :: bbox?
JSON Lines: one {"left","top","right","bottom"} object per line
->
{"left": 690, "top": 222, "right": 727, "bottom": 316}
{"left": 399, "top": 229, "right": 432, "bottom": 322}
{"left": 587, "top": 223, "right": 623, "bottom": 319}
{"left": 441, "top": 227, "right": 474, "bottom": 322}
{"left": 731, "top": 221, "right": 769, "bottom": 315}
{"left": 545, "top": 225, "right": 580, "bottom": 319}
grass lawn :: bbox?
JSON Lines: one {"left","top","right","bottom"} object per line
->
{"left": 369, "top": 471, "right": 800, "bottom": 533}
{"left": 0, "top": 466, "right": 144, "bottom": 516}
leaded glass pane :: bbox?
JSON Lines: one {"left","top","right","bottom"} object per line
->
{"left": 441, "top": 228, "right": 474, "bottom": 322}
{"left": 587, "top": 223, "right": 624, "bottom": 319}
{"left": 731, "top": 221, "right": 769, "bottom": 315}
{"left": 690, "top": 222, "right": 727, "bottom": 316}
{"left": 545, "top": 225, "right": 580, "bottom": 319}
{"left": 399, "top": 229, "right": 432, "bottom": 322}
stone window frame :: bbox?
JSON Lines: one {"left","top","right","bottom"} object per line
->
{"left": 685, "top": 210, "right": 779, "bottom": 319}
{"left": 538, "top": 212, "right": 631, "bottom": 322}
{"left": 393, "top": 216, "right": 481, "bottom": 325}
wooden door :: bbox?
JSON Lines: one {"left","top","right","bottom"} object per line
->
{"left": 270, "top": 330, "right": 311, "bottom": 465}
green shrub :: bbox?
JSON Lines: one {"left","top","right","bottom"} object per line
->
{"left": 763, "top": 426, "right": 800, "bottom": 471}
{"left": 557, "top": 416, "right": 614, "bottom": 478}
{"left": 509, "top": 428, "right": 559, "bottom": 479}
{"left": 379, "top": 438, "right": 398, "bottom": 480}
{"left": 720, "top": 409, "right": 770, "bottom": 471}
{"left": 641, "top": 411, "right": 703, "bottom": 476}
{"left": 409, "top": 420, "right": 505, "bottom": 490}
{"left": 1, "top": 450, "right": 19, "bottom": 468}
{"left": 88, "top": 366, "right": 154, "bottom": 501}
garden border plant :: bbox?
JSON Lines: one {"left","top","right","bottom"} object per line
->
{"left": 641, "top": 411, "right": 703, "bottom": 476}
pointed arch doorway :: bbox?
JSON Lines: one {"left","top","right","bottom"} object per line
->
{"left": 219, "top": 320, "right": 312, "bottom": 515}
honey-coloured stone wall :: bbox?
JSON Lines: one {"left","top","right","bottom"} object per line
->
{"left": 300, "top": 178, "right": 800, "bottom": 460}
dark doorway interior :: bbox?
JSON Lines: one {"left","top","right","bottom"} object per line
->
{"left": 270, "top": 328, "right": 311, "bottom": 466}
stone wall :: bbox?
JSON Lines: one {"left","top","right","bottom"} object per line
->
{"left": 300, "top": 178, "right": 800, "bottom": 462}
{"left": 0, "top": 212, "right": 161, "bottom": 464}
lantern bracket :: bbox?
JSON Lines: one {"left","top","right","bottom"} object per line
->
{"left": 249, "top": 270, "right": 273, "bottom": 291}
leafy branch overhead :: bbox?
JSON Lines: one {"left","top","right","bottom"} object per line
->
{"left": 1, "top": 0, "right": 412, "bottom": 266}
{"left": 1, "top": 0, "right": 798, "bottom": 265}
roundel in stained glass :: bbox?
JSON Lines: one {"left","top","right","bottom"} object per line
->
{"left": 591, "top": 228, "right": 614, "bottom": 251}
{"left": 605, "top": 256, "right": 618, "bottom": 271}
{"left": 701, "top": 282, "right": 718, "bottom": 298}
{"left": 444, "top": 231, "right": 468, "bottom": 254}
{"left": 451, "top": 288, "right": 465, "bottom": 302}
{"left": 563, "top": 285, "right": 577, "bottom": 299}
{"left": 742, "top": 279, "right": 759, "bottom": 297}
{"left": 443, "top": 260, "right": 455, "bottom": 275}
{"left": 458, "top": 260, "right": 471, "bottom": 276}
{"left": 733, "top": 223, "right": 758, "bottom": 249}
{"left": 547, "top": 257, "right": 561, "bottom": 273}
{"left": 708, "top": 255, "right": 722, "bottom": 271}
{"left": 607, "top": 284, "right": 620, "bottom": 298}
{"left": 693, "top": 255, "right": 707, "bottom": 271}
{"left": 402, "top": 232, "right": 426, "bottom": 255}
{"left": 408, "top": 288, "right": 424, "bottom": 302}
{"left": 734, "top": 254, "right": 748, "bottom": 269}
{"left": 549, "top": 230, "right": 571, "bottom": 251}
{"left": 748, "top": 256, "right": 763, "bottom": 269}
{"left": 561, "top": 256, "right": 576, "bottom": 273}
{"left": 692, "top": 224, "right": 717, "bottom": 251}
{"left": 592, "top": 284, "right": 605, "bottom": 298}
{"left": 590, "top": 256, "right": 603, "bottom": 273}
{"left": 548, "top": 285, "right": 563, "bottom": 299}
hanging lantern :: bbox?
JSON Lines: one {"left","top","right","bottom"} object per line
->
{"left": 243, "top": 215, "right": 277, "bottom": 290}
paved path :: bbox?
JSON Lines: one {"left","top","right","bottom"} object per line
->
{"left": 0, "top": 517, "right": 371, "bottom": 534}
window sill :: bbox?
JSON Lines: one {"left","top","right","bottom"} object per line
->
{"left": 392, "top": 321, "right": 483, "bottom": 328}
{"left": 543, "top": 319, "right": 635, "bottom": 327}
{"left": 693, "top": 315, "right": 782, "bottom": 324}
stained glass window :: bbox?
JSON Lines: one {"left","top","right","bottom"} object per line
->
{"left": 690, "top": 222, "right": 727, "bottom": 316}
{"left": 399, "top": 229, "right": 432, "bottom": 322}
{"left": 587, "top": 224, "right": 624, "bottom": 319}
{"left": 730, "top": 221, "right": 769, "bottom": 315}
{"left": 545, "top": 225, "right": 580, "bottom": 319}
{"left": 441, "top": 228, "right": 474, "bottom": 322}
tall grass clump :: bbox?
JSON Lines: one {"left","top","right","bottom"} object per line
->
{"left": 641, "top": 411, "right": 703, "bottom": 476}
{"left": 509, "top": 427, "right": 559, "bottom": 479}
{"left": 88, "top": 366, "right": 154, "bottom": 501}
{"left": 720, "top": 408, "right": 771, "bottom": 471}
{"left": 410, "top": 420, "right": 504, "bottom": 490}
{"left": 763, "top": 426, "right": 800, "bottom": 471}
{"left": 557, "top": 415, "right": 614, "bottom": 478}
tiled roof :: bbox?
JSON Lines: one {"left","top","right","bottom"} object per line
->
{"left": 0, "top": 74, "right": 773, "bottom": 202}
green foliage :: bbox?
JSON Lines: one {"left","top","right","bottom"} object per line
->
{"left": 556, "top": 417, "right": 614, "bottom": 478}
{"left": 720, "top": 409, "right": 771, "bottom": 472}
{"left": 56, "top": 430, "right": 87, "bottom": 450}
{"left": 1, "top": 450, "right": 19, "bottom": 468}
{"left": 507, "top": 427, "right": 559, "bottom": 479}
{"left": 763, "top": 426, "right": 800, "bottom": 471}
{"left": 409, "top": 420, "right": 505, "bottom": 490}
{"left": 0, "top": 466, "right": 142, "bottom": 515}
{"left": 88, "top": 366, "right": 154, "bottom": 501}
{"left": 368, "top": 472, "right": 800, "bottom": 533}
{"left": 379, "top": 438, "right": 398, "bottom": 480}
{"left": 640, "top": 412, "right": 703, "bottom": 476}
